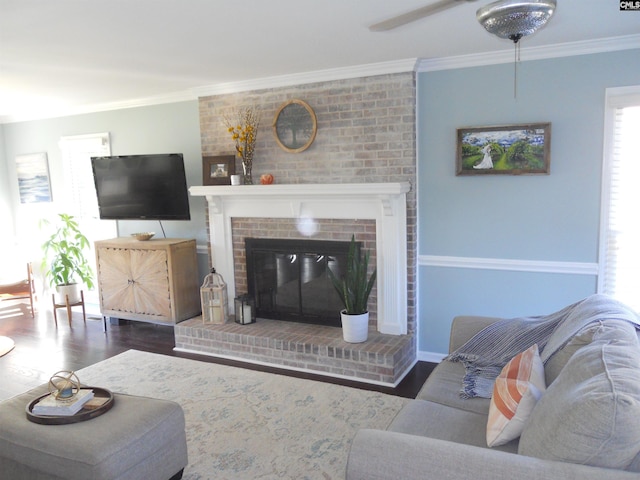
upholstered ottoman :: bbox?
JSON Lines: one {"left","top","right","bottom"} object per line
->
{"left": 0, "top": 385, "right": 188, "bottom": 480}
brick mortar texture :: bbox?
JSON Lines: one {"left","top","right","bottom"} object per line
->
{"left": 199, "top": 72, "right": 416, "bottom": 335}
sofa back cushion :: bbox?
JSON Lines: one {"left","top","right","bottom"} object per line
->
{"left": 543, "top": 324, "right": 599, "bottom": 385}
{"left": 519, "top": 320, "right": 640, "bottom": 470}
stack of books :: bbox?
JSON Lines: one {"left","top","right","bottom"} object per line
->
{"left": 32, "top": 389, "right": 94, "bottom": 416}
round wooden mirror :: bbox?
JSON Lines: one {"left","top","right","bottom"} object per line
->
{"left": 272, "top": 99, "right": 317, "bottom": 153}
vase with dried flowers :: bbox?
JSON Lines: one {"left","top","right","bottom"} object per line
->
{"left": 224, "top": 107, "right": 260, "bottom": 185}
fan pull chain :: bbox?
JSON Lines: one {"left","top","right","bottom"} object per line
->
{"left": 513, "top": 40, "right": 521, "bottom": 99}
{"left": 509, "top": 34, "right": 522, "bottom": 99}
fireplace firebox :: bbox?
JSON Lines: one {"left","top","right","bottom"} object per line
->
{"left": 245, "top": 238, "right": 357, "bottom": 327}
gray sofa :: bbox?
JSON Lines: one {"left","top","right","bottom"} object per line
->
{"left": 346, "top": 297, "right": 640, "bottom": 480}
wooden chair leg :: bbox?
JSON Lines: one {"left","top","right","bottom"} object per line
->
{"left": 80, "top": 290, "right": 86, "bottom": 323}
{"left": 27, "top": 262, "right": 35, "bottom": 318}
{"left": 51, "top": 294, "right": 58, "bottom": 327}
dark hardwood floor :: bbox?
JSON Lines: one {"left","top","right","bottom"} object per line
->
{"left": 0, "top": 299, "right": 435, "bottom": 401}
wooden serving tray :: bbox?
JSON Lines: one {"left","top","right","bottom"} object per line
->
{"left": 26, "top": 387, "right": 114, "bottom": 425}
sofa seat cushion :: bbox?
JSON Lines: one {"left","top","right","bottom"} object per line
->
{"left": 519, "top": 320, "right": 640, "bottom": 470}
{"left": 416, "top": 360, "right": 491, "bottom": 415}
{"left": 389, "top": 399, "right": 518, "bottom": 454}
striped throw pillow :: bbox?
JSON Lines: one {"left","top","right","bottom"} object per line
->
{"left": 486, "top": 344, "right": 546, "bottom": 447}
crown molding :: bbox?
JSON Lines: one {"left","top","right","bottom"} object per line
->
{"left": 417, "top": 34, "right": 640, "bottom": 72}
{"left": 0, "top": 90, "right": 197, "bottom": 124}
{"left": 3, "top": 34, "right": 637, "bottom": 124}
{"left": 191, "top": 58, "right": 419, "bottom": 98}
{"left": 0, "top": 59, "right": 419, "bottom": 124}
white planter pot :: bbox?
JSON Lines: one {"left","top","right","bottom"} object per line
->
{"left": 56, "top": 283, "right": 81, "bottom": 305}
{"left": 340, "top": 310, "right": 369, "bottom": 343}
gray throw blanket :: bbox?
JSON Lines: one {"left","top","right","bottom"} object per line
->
{"left": 446, "top": 294, "right": 640, "bottom": 399}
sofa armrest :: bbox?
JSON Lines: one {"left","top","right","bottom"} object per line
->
{"left": 448, "top": 315, "right": 503, "bottom": 353}
{"left": 346, "top": 430, "right": 639, "bottom": 480}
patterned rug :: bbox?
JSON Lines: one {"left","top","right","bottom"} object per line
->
{"left": 0, "top": 336, "right": 15, "bottom": 357}
{"left": 76, "top": 350, "right": 408, "bottom": 479}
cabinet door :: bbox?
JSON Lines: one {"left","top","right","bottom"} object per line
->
{"left": 97, "top": 247, "right": 136, "bottom": 313}
{"left": 129, "top": 249, "right": 171, "bottom": 318}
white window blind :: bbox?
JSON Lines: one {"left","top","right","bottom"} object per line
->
{"left": 59, "top": 133, "right": 111, "bottom": 218}
{"left": 58, "top": 133, "right": 116, "bottom": 309}
{"left": 599, "top": 88, "right": 640, "bottom": 312}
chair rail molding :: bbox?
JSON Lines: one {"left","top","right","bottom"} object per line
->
{"left": 420, "top": 255, "right": 598, "bottom": 275}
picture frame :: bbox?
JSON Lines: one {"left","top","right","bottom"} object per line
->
{"left": 273, "top": 99, "right": 317, "bottom": 153}
{"left": 16, "top": 152, "right": 52, "bottom": 203}
{"left": 203, "top": 155, "right": 235, "bottom": 185}
{"left": 456, "top": 123, "right": 551, "bottom": 176}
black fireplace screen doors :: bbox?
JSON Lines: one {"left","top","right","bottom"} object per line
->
{"left": 245, "top": 238, "right": 357, "bottom": 327}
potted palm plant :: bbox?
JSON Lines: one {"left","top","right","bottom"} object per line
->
{"left": 41, "top": 213, "right": 94, "bottom": 304}
{"left": 328, "top": 235, "right": 377, "bottom": 343}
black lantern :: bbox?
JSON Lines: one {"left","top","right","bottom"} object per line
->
{"left": 234, "top": 294, "right": 256, "bottom": 325}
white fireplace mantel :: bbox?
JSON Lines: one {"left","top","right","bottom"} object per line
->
{"left": 190, "top": 182, "right": 410, "bottom": 335}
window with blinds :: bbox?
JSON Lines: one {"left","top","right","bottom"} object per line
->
{"left": 599, "top": 88, "right": 640, "bottom": 312}
{"left": 59, "top": 133, "right": 111, "bottom": 218}
{"left": 58, "top": 133, "right": 116, "bottom": 308}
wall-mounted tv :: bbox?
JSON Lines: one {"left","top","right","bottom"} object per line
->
{"left": 91, "top": 153, "right": 191, "bottom": 221}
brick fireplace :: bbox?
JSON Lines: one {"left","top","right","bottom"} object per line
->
{"left": 175, "top": 71, "right": 417, "bottom": 385}
{"left": 174, "top": 182, "right": 415, "bottom": 385}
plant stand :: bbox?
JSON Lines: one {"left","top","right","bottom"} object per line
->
{"left": 52, "top": 290, "right": 86, "bottom": 326}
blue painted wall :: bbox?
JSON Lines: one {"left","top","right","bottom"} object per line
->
{"left": 417, "top": 49, "right": 640, "bottom": 356}
{"left": 1, "top": 101, "right": 205, "bottom": 241}
{"left": 0, "top": 101, "right": 210, "bottom": 284}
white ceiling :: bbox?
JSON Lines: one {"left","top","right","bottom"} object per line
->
{"left": 1, "top": 0, "right": 639, "bottom": 123}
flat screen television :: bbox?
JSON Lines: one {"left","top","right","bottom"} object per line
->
{"left": 91, "top": 153, "right": 191, "bottom": 220}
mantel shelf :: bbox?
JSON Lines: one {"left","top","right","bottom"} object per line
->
{"left": 190, "top": 182, "right": 411, "bottom": 199}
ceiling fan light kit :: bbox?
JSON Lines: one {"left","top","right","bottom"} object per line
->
{"left": 476, "top": 0, "right": 557, "bottom": 43}
{"left": 369, "top": 0, "right": 558, "bottom": 98}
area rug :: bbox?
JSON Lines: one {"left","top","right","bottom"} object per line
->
{"left": 0, "top": 336, "right": 15, "bottom": 357}
{"left": 75, "top": 349, "right": 408, "bottom": 479}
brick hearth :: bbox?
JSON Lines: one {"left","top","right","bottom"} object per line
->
{"left": 174, "top": 317, "right": 416, "bottom": 386}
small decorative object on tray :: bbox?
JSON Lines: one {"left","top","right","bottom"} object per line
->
{"left": 48, "top": 370, "right": 81, "bottom": 399}
{"left": 131, "top": 232, "right": 155, "bottom": 241}
{"left": 27, "top": 387, "right": 115, "bottom": 425}
{"left": 31, "top": 370, "right": 93, "bottom": 416}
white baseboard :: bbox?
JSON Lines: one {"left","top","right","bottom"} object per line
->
{"left": 418, "top": 351, "right": 447, "bottom": 363}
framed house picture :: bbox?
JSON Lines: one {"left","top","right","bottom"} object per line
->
{"left": 203, "top": 155, "right": 235, "bottom": 185}
{"left": 16, "top": 152, "right": 52, "bottom": 203}
{"left": 456, "top": 123, "right": 551, "bottom": 176}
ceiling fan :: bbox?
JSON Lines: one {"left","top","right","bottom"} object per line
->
{"left": 369, "top": 0, "right": 479, "bottom": 32}
{"left": 369, "top": 0, "right": 557, "bottom": 41}
{"left": 371, "top": 0, "right": 558, "bottom": 98}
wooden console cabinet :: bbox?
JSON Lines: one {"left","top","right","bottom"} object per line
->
{"left": 95, "top": 237, "right": 201, "bottom": 325}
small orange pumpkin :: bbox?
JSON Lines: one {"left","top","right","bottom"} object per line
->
{"left": 260, "top": 174, "right": 274, "bottom": 185}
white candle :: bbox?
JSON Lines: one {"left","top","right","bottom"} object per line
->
{"left": 242, "top": 304, "right": 253, "bottom": 324}
{"left": 209, "top": 299, "right": 221, "bottom": 323}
